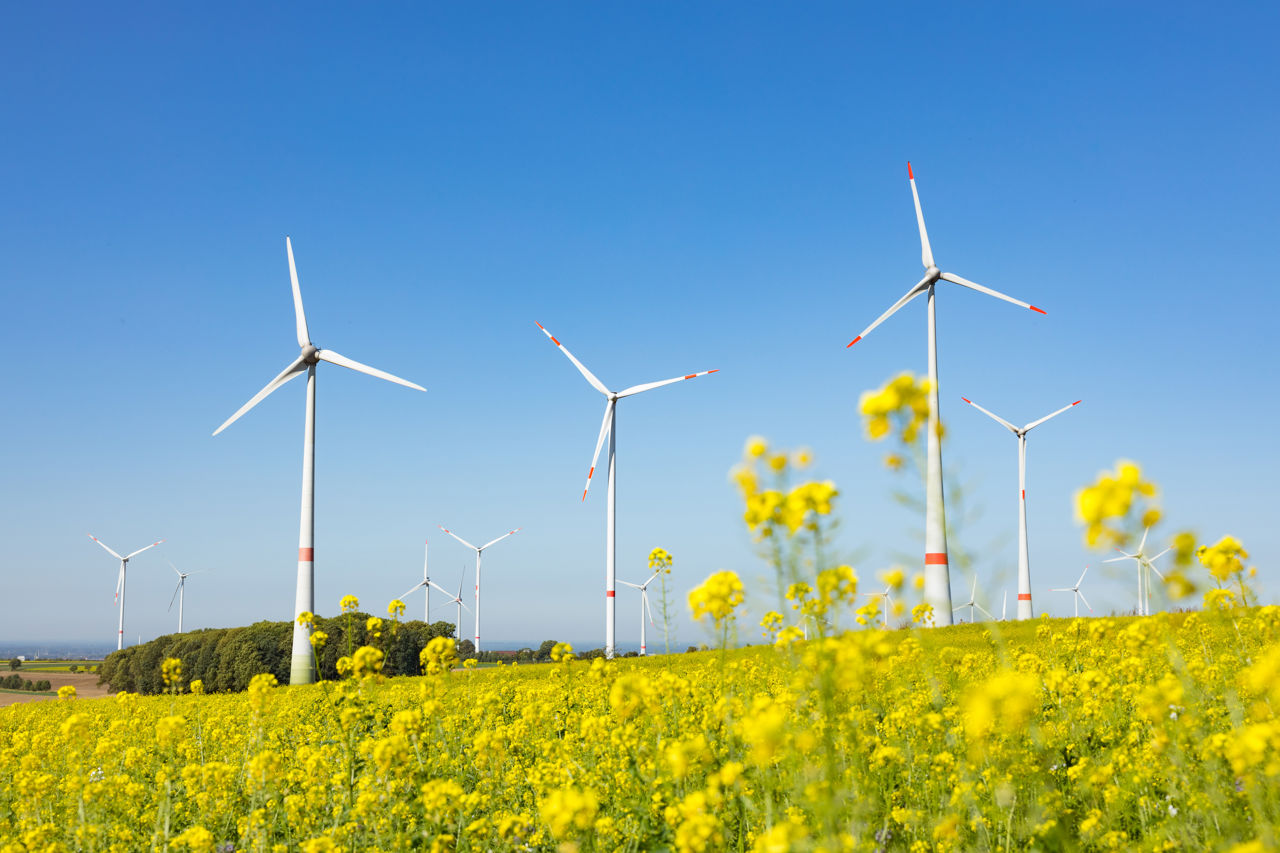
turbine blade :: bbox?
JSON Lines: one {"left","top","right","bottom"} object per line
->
{"left": 617, "top": 369, "right": 719, "bottom": 398}
{"left": 459, "top": 600, "right": 473, "bottom": 614}
{"left": 1048, "top": 588, "right": 1071, "bottom": 592}
{"left": 975, "top": 603, "right": 993, "bottom": 619}
{"left": 426, "top": 580, "right": 455, "bottom": 598}
{"left": 1102, "top": 555, "right": 1133, "bottom": 564}
{"left": 643, "top": 591, "right": 655, "bottom": 627}
{"left": 939, "top": 271, "right": 1044, "bottom": 315}
{"left": 536, "top": 322, "right": 610, "bottom": 395}
{"left": 582, "top": 399, "right": 615, "bottom": 501}
{"left": 1150, "top": 547, "right": 1171, "bottom": 563}
{"left": 1025, "top": 400, "right": 1082, "bottom": 432}
{"left": 907, "top": 162, "right": 934, "bottom": 269}
{"left": 400, "top": 581, "right": 426, "bottom": 600}
{"left": 479, "top": 529, "right": 522, "bottom": 551}
{"left": 114, "top": 565, "right": 124, "bottom": 603}
{"left": 1139, "top": 527, "right": 1150, "bottom": 554}
{"left": 317, "top": 349, "right": 425, "bottom": 392}
{"left": 286, "top": 237, "right": 311, "bottom": 347}
{"left": 645, "top": 571, "right": 661, "bottom": 587}
{"left": 1078, "top": 590, "right": 1093, "bottom": 612}
{"left": 213, "top": 354, "right": 309, "bottom": 435}
{"left": 1076, "top": 565, "right": 1089, "bottom": 587}
{"left": 846, "top": 277, "right": 929, "bottom": 347}
{"left": 1148, "top": 563, "right": 1166, "bottom": 580}
{"left": 960, "top": 397, "right": 1018, "bottom": 433}
{"left": 168, "top": 581, "right": 181, "bottom": 611}
{"left": 169, "top": 562, "right": 182, "bottom": 578}
{"left": 437, "top": 526, "right": 478, "bottom": 552}
{"left": 618, "top": 581, "right": 642, "bottom": 589}
{"left": 88, "top": 535, "right": 123, "bottom": 561}
{"left": 125, "top": 539, "right": 164, "bottom": 560}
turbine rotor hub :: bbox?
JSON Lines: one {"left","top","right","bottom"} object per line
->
{"left": 301, "top": 344, "right": 320, "bottom": 363}
{"left": 925, "top": 266, "right": 941, "bottom": 282}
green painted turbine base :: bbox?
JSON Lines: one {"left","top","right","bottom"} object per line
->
{"left": 289, "top": 650, "right": 315, "bottom": 685}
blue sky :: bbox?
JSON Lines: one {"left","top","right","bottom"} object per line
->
{"left": 2, "top": 3, "right": 1276, "bottom": 648}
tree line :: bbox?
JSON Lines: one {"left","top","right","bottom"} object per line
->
{"left": 98, "top": 613, "right": 457, "bottom": 694}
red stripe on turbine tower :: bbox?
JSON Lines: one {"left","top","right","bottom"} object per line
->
{"left": 298, "top": 548, "right": 314, "bottom": 561}
{"left": 606, "top": 590, "right": 616, "bottom": 597}
{"left": 1018, "top": 594, "right": 1032, "bottom": 601}
{"left": 925, "top": 553, "right": 948, "bottom": 565}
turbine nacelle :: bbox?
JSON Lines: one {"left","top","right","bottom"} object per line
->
{"left": 300, "top": 344, "right": 319, "bottom": 363}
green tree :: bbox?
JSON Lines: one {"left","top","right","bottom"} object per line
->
{"left": 536, "top": 640, "right": 558, "bottom": 662}
{"left": 7, "top": 658, "right": 19, "bottom": 671}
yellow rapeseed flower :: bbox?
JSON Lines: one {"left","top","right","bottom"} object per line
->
{"left": 688, "top": 571, "right": 744, "bottom": 627}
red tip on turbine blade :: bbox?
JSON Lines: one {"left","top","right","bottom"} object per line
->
{"left": 684, "top": 374, "right": 696, "bottom": 380}
{"left": 1073, "top": 400, "right": 1082, "bottom": 406}
{"left": 846, "top": 335, "right": 862, "bottom": 348}
{"left": 907, "top": 161, "right": 914, "bottom": 179}
{"left": 1030, "top": 305, "right": 1047, "bottom": 315}
{"left": 961, "top": 397, "right": 971, "bottom": 404}
{"left": 708, "top": 368, "right": 719, "bottom": 374}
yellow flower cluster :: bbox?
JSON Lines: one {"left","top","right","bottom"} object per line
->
{"left": 858, "top": 371, "right": 933, "bottom": 445}
{"left": 1198, "top": 535, "right": 1249, "bottom": 582}
{"left": 1076, "top": 459, "right": 1160, "bottom": 547}
{"left": 731, "top": 439, "right": 838, "bottom": 540}
{"left": 648, "top": 547, "right": 674, "bottom": 574}
{"left": 688, "top": 570, "right": 744, "bottom": 628}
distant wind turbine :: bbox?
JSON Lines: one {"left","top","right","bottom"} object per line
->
{"left": 537, "top": 321, "right": 718, "bottom": 657}
{"left": 167, "top": 562, "right": 206, "bottom": 633}
{"left": 618, "top": 570, "right": 660, "bottom": 655}
{"left": 88, "top": 535, "right": 163, "bottom": 651}
{"left": 438, "top": 526, "right": 520, "bottom": 653}
{"left": 213, "top": 237, "right": 425, "bottom": 685}
{"left": 862, "top": 586, "right": 894, "bottom": 627}
{"left": 1050, "top": 566, "right": 1093, "bottom": 618}
{"left": 846, "top": 164, "right": 1045, "bottom": 626}
{"left": 398, "top": 540, "right": 433, "bottom": 622}
{"left": 960, "top": 396, "right": 1081, "bottom": 619}
{"left": 1104, "top": 528, "right": 1170, "bottom": 616}
{"left": 952, "top": 576, "right": 994, "bottom": 623}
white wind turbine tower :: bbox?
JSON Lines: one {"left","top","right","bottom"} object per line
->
{"left": 1103, "top": 528, "right": 1170, "bottom": 616}
{"left": 88, "top": 535, "right": 164, "bottom": 651}
{"left": 537, "top": 322, "right": 718, "bottom": 657}
{"left": 1050, "top": 566, "right": 1093, "bottom": 618}
{"left": 952, "top": 576, "right": 994, "bottom": 623}
{"left": 618, "top": 571, "right": 660, "bottom": 655}
{"left": 846, "top": 164, "right": 1045, "bottom": 626}
{"left": 398, "top": 540, "right": 433, "bottom": 623}
{"left": 167, "top": 562, "right": 207, "bottom": 633}
{"left": 213, "top": 237, "right": 426, "bottom": 685}
{"left": 960, "top": 396, "right": 1081, "bottom": 619}
{"left": 1002, "top": 589, "right": 1009, "bottom": 621}
{"left": 438, "top": 526, "right": 520, "bottom": 653}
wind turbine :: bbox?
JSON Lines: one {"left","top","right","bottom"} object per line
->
{"left": 1050, "top": 566, "right": 1093, "bottom": 618}
{"left": 846, "top": 163, "right": 1045, "bottom": 626}
{"left": 1103, "top": 528, "right": 1170, "bottom": 616}
{"left": 213, "top": 237, "right": 425, "bottom": 685}
{"left": 960, "top": 396, "right": 1081, "bottom": 619}
{"left": 1002, "top": 589, "right": 1008, "bottom": 621}
{"left": 398, "top": 540, "right": 433, "bottom": 622}
{"left": 167, "top": 562, "right": 206, "bottom": 633}
{"left": 438, "top": 526, "right": 520, "bottom": 653}
{"left": 537, "top": 321, "right": 718, "bottom": 657}
{"left": 952, "top": 576, "right": 994, "bottom": 623}
{"left": 88, "top": 535, "right": 164, "bottom": 651}
{"left": 618, "top": 571, "right": 660, "bottom": 655}
{"left": 861, "top": 587, "right": 894, "bottom": 627}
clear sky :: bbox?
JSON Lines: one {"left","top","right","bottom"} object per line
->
{"left": 2, "top": 2, "right": 1276, "bottom": 649}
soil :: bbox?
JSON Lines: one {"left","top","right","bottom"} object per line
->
{"left": 0, "top": 671, "right": 112, "bottom": 708}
